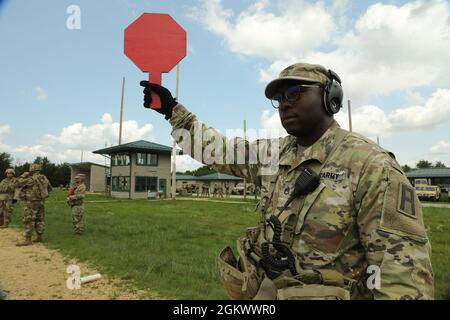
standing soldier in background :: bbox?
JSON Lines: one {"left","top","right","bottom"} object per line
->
{"left": 224, "top": 182, "right": 230, "bottom": 198}
{"left": 14, "top": 164, "right": 52, "bottom": 246}
{"left": 67, "top": 174, "right": 86, "bottom": 235}
{"left": 0, "top": 168, "right": 17, "bottom": 229}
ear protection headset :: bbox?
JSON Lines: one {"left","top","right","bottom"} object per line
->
{"left": 323, "top": 69, "right": 343, "bottom": 115}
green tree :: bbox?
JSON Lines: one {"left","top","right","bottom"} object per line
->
{"left": 14, "top": 157, "right": 70, "bottom": 187}
{"left": 53, "top": 162, "right": 71, "bottom": 187}
{"left": 0, "top": 152, "right": 13, "bottom": 176}
{"left": 14, "top": 161, "right": 30, "bottom": 176}
{"left": 416, "top": 160, "right": 433, "bottom": 169}
{"left": 401, "top": 164, "right": 412, "bottom": 173}
{"left": 192, "top": 165, "right": 215, "bottom": 176}
{"left": 434, "top": 161, "right": 446, "bottom": 168}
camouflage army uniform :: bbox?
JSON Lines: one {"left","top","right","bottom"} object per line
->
{"left": 68, "top": 182, "right": 86, "bottom": 234}
{"left": 15, "top": 168, "right": 52, "bottom": 242}
{"left": 0, "top": 176, "right": 16, "bottom": 227}
{"left": 169, "top": 104, "right": 434, "bottom": 300}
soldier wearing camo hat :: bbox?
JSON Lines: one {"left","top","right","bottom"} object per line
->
{"left": 140, "top": 62, "right": 433, "bottom": 300}
{"left": 14, "top": 163, "right": 52, "bottom": 246}
{"left": 0, "top": 168, "right": 17, "bottom": 228}
{"left": 67, "top": 174, "right": 86, "bottom": 235}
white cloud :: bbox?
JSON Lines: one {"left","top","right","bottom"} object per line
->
{"left": 189, "top": 0, "right": 336, "bottom": 60}
{"left": 2, "top": 114, "right": 155, "bottom": 165}
{"left": 191, "top": 0, "right": 450, "bottom": 104}
{"left": 12, "top": 145, "right": 54, "bottom": 159}
{"left": 388, "top": 89, "right": 450, "bottom": 131}
{"left": 260, "top": 109, "right": 287, "bottom": 138}
{"left": 336, "top": 104, "right": 392, "bottom": 141}
{"left": 35, "top": 87, "right": 48, "bottom": 101}
{"left": 261, "top": 87, "right": 450, "bottom": 141}
{"left": 0, "top": 125, "right": 10, "bottom": 140}
{"left": 55, "top": 149, "right": 105, "bottom": 164}
{"left": 43, "top": 113, "right": 154, "bottom": 150}
{"left": 430, "top": 141, "right": 450, "bottom": 154}
{"left": 174, "top": 154, "right": 203, "bottom": 172}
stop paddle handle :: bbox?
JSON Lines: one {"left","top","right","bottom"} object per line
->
{"left": 147, "top": 73, "right": 162, "bottom": 109}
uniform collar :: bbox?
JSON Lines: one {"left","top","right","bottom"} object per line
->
{"left": 279, "top": 120, "right": 341, "bottom": 168}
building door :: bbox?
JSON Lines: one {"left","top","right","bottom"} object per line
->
{"left": 159, "top": 179, "right": 167, "bottom": 197}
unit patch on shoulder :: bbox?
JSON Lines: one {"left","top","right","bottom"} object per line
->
{"left": 380, "top": 168, "right": 427, "bottom": 240}
{"left": 397, "top": 182, "right": 416, "bottom": 219}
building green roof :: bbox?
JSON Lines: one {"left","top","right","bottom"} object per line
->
{"left": 70, "top": 162, "right": 108, "bottom": 169}
{"left": 176, "top": 172, "right": 243, "bottom": 181}
{"left": 93, "top": 140, "right": 181, "bottom": 155}
{"left": 195, "top": 172, "right": 243, "bottom": 181}
{"left": 406, "top": 168, "right": 450, "bottom": 178}
{"left": 176, "top": 174, "right": 197, "bottom": 180}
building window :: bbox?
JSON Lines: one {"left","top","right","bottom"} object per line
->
{"left": 135, "top": 176, "right": 158, "bottom": 192}
{"left": 111, "top": 153, "right": 130, "bottom": 166}
{"left": 136, "top": 153, "right": 158, "bottom": 166}
{"left": 112, "top": 176, "right": 130, "bottom": 191}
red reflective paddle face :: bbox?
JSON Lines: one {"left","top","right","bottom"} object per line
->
{"left": 124, "top": 13, "right": 187, "bottom": 108}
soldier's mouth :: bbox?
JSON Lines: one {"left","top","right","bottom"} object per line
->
{"left": 282, "top": 116, "right": 297, "bottom": 123}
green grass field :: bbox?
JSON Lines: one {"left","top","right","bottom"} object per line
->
{"left": 9, "top": 191, "right": 450, "bottom": 299}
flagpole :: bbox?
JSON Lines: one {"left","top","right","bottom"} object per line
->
{"left": 119, "top": 77, "right": 125, "bottom": 144}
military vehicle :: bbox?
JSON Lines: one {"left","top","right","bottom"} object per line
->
{"left": 415, "top": 185, "right": 441, "bottom": 201}
{"left": 231, "top": 182, "right": 255, "bottom": 195}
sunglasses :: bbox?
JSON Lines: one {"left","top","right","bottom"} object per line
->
{"left": 270, "top": 84, "right": 322, "bottom": 109}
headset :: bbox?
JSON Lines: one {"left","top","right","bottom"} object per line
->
{"left": 323, "top": 69, "right": 344, "bottom": 115}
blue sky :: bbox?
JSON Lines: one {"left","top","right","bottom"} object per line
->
{"left": 1, "top": 0, "right": 450, "bottom": 171}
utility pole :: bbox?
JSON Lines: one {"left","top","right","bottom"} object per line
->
{"left": 171, "top": 64, "right": 180, "bottom": 200}
{"left": 348, "top": 100, "right": 353, "bottom": 132}
{"left": 243, "top": 119, "right": 247, "bottom": 201}
{"left": 119, "top": 77, "right": 125, "bottom": 145}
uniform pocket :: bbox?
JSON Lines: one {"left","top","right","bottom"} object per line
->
{"left": 292, "top": 183, "right": 354, "bottom": 264}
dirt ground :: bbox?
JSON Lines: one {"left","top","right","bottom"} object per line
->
{"left": 0, "top": 228, "right": 159, "bottom": 300}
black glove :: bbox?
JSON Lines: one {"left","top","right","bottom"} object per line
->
{"left": 140, "top": 81, "right": 177, "bottom": 120}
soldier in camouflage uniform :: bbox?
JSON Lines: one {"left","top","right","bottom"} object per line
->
{"left": 14, "top": 164, "right": 52, "bottom": 246}
{"left": 67, "top": 174, "right": 86, "bottom": 235}
{"left": 0, "top": 168, "right": 16, "bottom": 228}
{"left": 140, "top": 63, "right": 434, "bottom": 300}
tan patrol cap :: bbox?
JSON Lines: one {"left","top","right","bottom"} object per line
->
{"left": 265, "top": 63, "right": 330, "bottom": 99}
{"left": 29, "top": 163, "right": 41, "bottom": 172}
{"left": 75, "top": 174, "right": 85, "bottom": 179}
{"left": 5, "top": 168, "right": 15, "bottom": 175}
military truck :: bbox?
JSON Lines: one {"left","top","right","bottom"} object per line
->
{"left": 414, "top": 178, "right": 431, "bottom": 186}
{"left": 414, "top": 178, "right": 441, "bottom": 201}
{"left": 231, "top": 182, "right": 255, "bottom": 195}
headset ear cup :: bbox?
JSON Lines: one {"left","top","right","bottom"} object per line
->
{"left": 324, "top": 81, "right": 343, "bottom": 115}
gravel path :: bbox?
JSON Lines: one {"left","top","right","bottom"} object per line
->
{"left": 0, "top": 228, "right": 159, "bottom": 300}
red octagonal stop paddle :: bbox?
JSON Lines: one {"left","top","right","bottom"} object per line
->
{"left": 124, "top": 13, "right": 187, "bottom": 109}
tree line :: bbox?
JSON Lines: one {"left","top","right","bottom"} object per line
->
{"left": 177, "top": 165, "right": 216, "bottom": 177}
{"left": 402, "top": 160, "right": 446, "bottom": 173}
{"left": 0, "top": 152, "right": 71, "bottom": 187}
